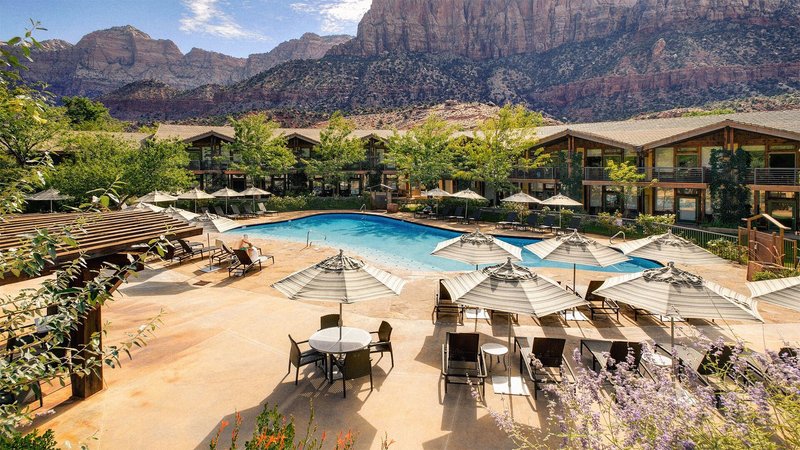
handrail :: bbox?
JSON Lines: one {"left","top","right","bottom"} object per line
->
{"left": 306, "top": 230, "right": 327, "bottom": 247}
{"left": 359, "top": 204, "right": 367, "bottom": 213}
{"left": 609, "top": 231, "right": 626, "bottom": 245}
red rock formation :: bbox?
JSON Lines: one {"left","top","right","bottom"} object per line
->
{"left": 243, "top": 33, "right": 352, "bottom": 78}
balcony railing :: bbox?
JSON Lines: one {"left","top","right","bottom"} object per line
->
{"left": 584, "top": 167, "right": 708, "bottom": 183}
{"left": 746, "top": 168, "right": 800, "bottom": 186}
{"left": 510, "top": 167, "right": 560, "bottom": 179}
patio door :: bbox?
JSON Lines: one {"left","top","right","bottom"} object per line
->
{"left": 677, "top": 197, "right": 698, "bottom": 222}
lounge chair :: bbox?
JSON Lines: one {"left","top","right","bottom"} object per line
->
{"left": 564, "top": 216, "right": 582, "bottom": 233}
{"left": 517, "top": 213, "right": 538, "bottom": 231}
{"left": 173, "top": 238, "right": 212, "bottom": 262}
{"left": 580, "top": 339, "right": 644, "bottom": 373}
{"left": 210, "top": 239, "right": 236, "bottom": 265}
{"left": 537, "top": 215, "right": 556, "bottom": 234}
{"left": 431, "top": 206, "right": 452, "bottom": 220}
{"left": 461, "top": 208, "right": 482, "bottom": 225}
{"left": 332, "top": 348, "right": 373, "bottom": 398}
{"left": 257, "top": 203, "right": 278, "bottom": 216}
{"left": 497, "top": 212, "right": 519, "bottom": 229}
{"left": 243, "top": 203, "right": 263, "bottom": 216}
{"left": 320, "top": 314, "right": 341, "bottom": 330}
{"left": 583, "top": 280, "right": 620, "bottom": 321}
{"left": 287, "top": 334, "right": 325, "bottom": 385}
{"left": 414, "top": 206, "right": 433, "bottom": 219}
{"left": 515, "top": 337, "right": 574, "bottom": 399}
{"left": 369, "top": 321, "right": 394, "bottom": 367}
{"left": 214, "top": 205, "right": 237, "bottom": 219}
{"left": 656, "top": 343, "right": 739, "bottom": 406}
{"left": 441, "top": 332, "right": 488, "bottom": 397}
{"left": 447, "top": 207, "right": 464, "bottom": 222}
{"left": 228, "top": 248, "right": 273, "bottom": 277}
{"left": 230, "top": 205, "right": 254, "bottom": 218}
{"left": 432, "top": 279, "right": 464, "bottom": 324}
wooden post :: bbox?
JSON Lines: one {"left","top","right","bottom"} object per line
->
{"left": 69, "top": 264, "right": 103, "bottom": 399}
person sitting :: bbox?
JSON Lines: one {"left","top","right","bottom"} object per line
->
{"left": 238, "top": 234, "right": 260, "bottom": 261}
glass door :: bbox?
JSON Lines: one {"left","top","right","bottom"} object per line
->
{"left": 677, "top": 197, "right": 698, "bottom": 222}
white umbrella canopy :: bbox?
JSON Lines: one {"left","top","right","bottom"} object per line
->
{"left": 131, "top": 202, "right": 164, "bottom": 213}
{"left": 595, "top": 262, "right": 762, "bottom": 346}
{"left": 541, "top": 194, "right": 583, "bottom": 207}
{"left": 240, "top": 187, "right": 271, "bottom": 196}
{"left": 442, "top": 259, "right": 586, "bottom": 318}
{"left": 212, "top": 187, "right": 243, "bottom": 213}
{"left": 161, "top": 206, "right": 200, "bottom": 222}
{"left": 747, "top": 276, "right": 800, "bottom": 313}
{"left": 26, "top": 188, "right": 71, "bottom": 212}
{"left": 138, "top": 190, "right": 178, "bottom": 204}
{"left": 451, "top": 188, "right": 487, "bottom": 219}
{"left": 272, "top": 250, "right": 406, "bottom": 329}
{"left": 177, "top": 188, "right": 215, "bottom": 212}
{"left": 421, "top": 188, "right": 451, "bottom": 198}
{"left": 432, "top": 230, "right": 522, "bottom": 268}
{"left": 189, "top": 212, "right": 239, "bottom": 233}
{"left": 501, "top": 192, "right": 542, "bottom": 204}
{"left": 613, "top": 230, "right": 728, "bottom": 266}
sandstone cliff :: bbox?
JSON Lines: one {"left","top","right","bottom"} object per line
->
{"left": 332, "top": 0, "right": 800, "bottom": 59}
{"left": 243, "top": 33, "right": 352, "bottom": 78}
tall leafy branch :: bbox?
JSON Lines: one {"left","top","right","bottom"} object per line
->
{"left": 303, "top": 112, "right": 365, "bottom": 196}
{"left": 226, "top": 112, "right": 295, "bottom": 183}
{"left": 384, "top": 115, "right": 455, "bottom": 191}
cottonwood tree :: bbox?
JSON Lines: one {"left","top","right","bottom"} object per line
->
{"left": 385, "top": 115, "right": 455, "bottom": 191}
{"left": 62, "top": 96, "right": 124, "bottom": 131}
{"left": 304, "top": 111, "right": 365, "bottom": 196}
{"left": 606, "top": 160, "right": 656, "bottom": 217}
{"left": 709, "top": 147, "right": 752, "bottom": 226}
{"left": 227, "top": 113, "right": 295, "bottom": 185}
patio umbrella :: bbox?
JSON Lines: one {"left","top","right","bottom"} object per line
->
{"left": 542, "top": 193, "right": 583, "bottom": 228}
{"left": 451, "top": 188, "right": 487, "bottom": 219}
{"left": 138, "top": 190, "right": 178, "bottom": 204}
{"left": 189, "top": 212, "right": 240, "bottom": 233}
{"left": 272, "top": 250, "right": 406, "bottom": 337}
{"left": 26, "top": 188, "right": 71, "bottom": 212}
{"left": 595, "top": 262, "right": 762, "bottom": 347}
{"left": 240, "top": 186, "right": 271, "bottom": 210}
{"left": 161, "top": 206, "right": 200, "bottom": 222}
{"left": 130, "top": 202, "right": 164, "bottom": 213}
{"left": 612, "top": 229, "right": 728, "bottom": 266}
{"left": 431, "top": 230, "right": 522, "bottom": 269}
{"left": 421, "top": 188, "right": 451, "bottom": 215}
{"left": 178, "top": 187, "right": 215, "bottom": 213}
{"left": 747, "top": 276, "right": 800, "bottom": 313}
{"left": 211, "top": 187, "right": 243, "bottom": 215}
{"left": 525, "top": 230, "right": 630, "bottom": 291}
{"left": 501, "top": 192, "right": 542, "bottom": 204}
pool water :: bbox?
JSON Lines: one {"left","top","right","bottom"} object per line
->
{"left": 232, "top": 213, "right": 661, "bottom": 272}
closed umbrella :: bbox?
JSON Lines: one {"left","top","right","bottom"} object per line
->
{"left": 26, "top": 188, "right": 71, "bottom": 212}
{"left": 178, "top": 188, "right": 215, "bottom": 213}
{"left": 747, "top": 276, "right": 800, "bottom": 313}
{"left": 240, "top": 186, "right": 271, "bottom": 210}
{"left": 595, "top": 262, "right": 762, "bottom": 347}
{"left": 139, "top": 191, "right": 178, "bottom": 204}
{"left": 272, "top": 250, "right": 405, "bottom": 337}
{"left": 432, "top": 230, "right": 522, "bottom": 269}
{"left": 613, "top": 229, "right": 728, "bottom": 266}
{"left": 451, "top": 188, "right": 487, "bottom": 220}
{"left": 525, "top": 230, "right": 629, "bottom": 291}
{"left": 212, "top": 187, "right": 242, "bottom": 215}
{"left": 542, "top": 193, "right": 583, "bottom": 228}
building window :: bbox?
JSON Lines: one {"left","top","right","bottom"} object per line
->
{"left": 655, "top": 148, "right": 674, "bottom": 168}
{"left": 655, "top": 188, "right": 674, "bottom": 212}
{"left": 742, "top": 145, "right": 765, "bottom": 168}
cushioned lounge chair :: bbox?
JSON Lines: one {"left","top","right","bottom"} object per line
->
{"left": 432, "top": 279, "right": 464, "bottom": 324}
{"left": 228, "top": 248, "right": 273, "bottom": 276}
{"left": 515, "top": 336, "right": 574, "bottom": 399}
{"left": 580, "top": 339, "right": 644, "bottom": 373}
{"left": 583, "top": 280, "right": 620, "bottom": 321}
{"left": 497, "top": 212, "right": 519, "bottom": 229}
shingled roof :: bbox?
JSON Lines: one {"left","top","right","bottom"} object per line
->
{"left": 154, "top": 124, "right": 395, "bottom": 145}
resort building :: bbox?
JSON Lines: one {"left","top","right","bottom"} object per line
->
{"left": 106, "top": 110, "right": 800, "bottom": 229}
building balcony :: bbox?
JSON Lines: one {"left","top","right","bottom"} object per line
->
{"left": 584, "top": 167, "right": 709, "bottom": 184}
{"left": 510, "top": 167, "right": 560, "bottom": 180}
{"left": 746, "top": 168, "right": 800, "bottom": 186}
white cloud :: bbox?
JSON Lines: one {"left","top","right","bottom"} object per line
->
{"left": 290, "top": 0, "right": 372, "bottom": 34}
{"left": 180, "top": 0, "right": 268, "bottom": 40}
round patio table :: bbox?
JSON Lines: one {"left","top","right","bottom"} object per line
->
{"left": 309, "top": 327, "right": 372, "bottom": 382}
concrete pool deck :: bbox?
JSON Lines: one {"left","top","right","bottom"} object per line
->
{"left": 12, "top": 211, "right": 800, "bottom": 449}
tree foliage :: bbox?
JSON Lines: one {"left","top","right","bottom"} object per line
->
{"left": 554, "top": 150, "right": 583, "bottom": 202}
{"left": 0, "top": 84, "right": 66, "bottom": 166}
{"left": 304, "top": 111, "right": 365, "bottom": 195}
{"left": 454, "top": 104, "right": 546, "bottom": 194}
{"left": 384, "top": 115, "right": 455, "bottom": 190}
{"left": 606, "top": 160, "right": 652, "bottom": 217}
{"left": 62, "top": 96, "right": 124, "bottom": 131}
{"left": 227, "top": 112, "right": 295, "bottom": 181}
{"left": 710, "top": 147, "right": 752, "bottom": 226}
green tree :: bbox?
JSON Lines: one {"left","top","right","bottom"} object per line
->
{"left": 709, "top": 147, "right": 752, "bottom": 225}
{"left": 304, "top": 111, "right": 365, "bottom": 196}
{"left": 385, "top": 115, "right": 455, "bottom": 190}
{"left": 606, "top": 160, "right": 653, "bottom": 217}
{"left": 227, "top": 113, "right": 295, "bottom": 183}
{"left": 125, "top": 138, "right": 194, "bottom": 196}
{"left": 554, "top": 150, "right": 583, "bottom": 201}
{"left": 454, "top": 104, "right": 546, "bottom": 196}
{"left": 62, "top": 96, "right": 124, "bottom": 131}
{"left": 0, "top": 84, "right": 66, "bottom": 166}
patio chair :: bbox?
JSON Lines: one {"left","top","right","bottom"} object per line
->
{"left": 214, "top": 205, "right": 237, "bottom": 219}
{"left": 461, "top": 208, "right": 482, "bottom": 225}
{"left": 537, "top": 215, "right": 556, "bottom": 234}
{"left": 228, "top": 249, "right": 273, "bottom": 277}
{"left": 414, "top": 205, "right": 433, "bottom": 219}
{"left": 584, "top": 280, "right": 620, "bottom": 321}
{"left": 432, "top": 279, "right": 464, "bottom": 324}
{"left": 320, "top": 314, "right": 341, "bottom": 330}
{"left": 518, "top": 213, "right": 538, "bottom": 231}
{"left": 431, "top": 206, "right": 452, "bottom": 220}
{"left": 230, "top": 205, "right": 253, "bottom": 218}
{"left": 580, "top": 339, "right": 644, "bottom": 373}
{"left": 243, "top": 203, "right": 263, "bottom": 216}
{"left": 257, "top": 203, "right": 278, "bottom": 216}
{"left": 564, "top": 216, "right": 582, "bottom": 233}
{"left": 517, "top": 337, "right": 573, "bottom": 399}
{"left": 332, "top": 348, "right": 373, "bottom": 398}
{"left": 441, "top": 332, "right": 487, "bottom": 397}
{"left": 369, "top": 320, "right": 394, "bottom": 367}
{"left": 287, "top": 334, "right": 325, "bottom": 385}
{"left": 447, "top": 207, "right": 464, "bottom": 222}
{"left": 210, "top": 240, "right": 235, "bottom": 265}
{"left": 497, "top": 212, "right": 519, "bottom": 229}
{"left": 173, "top": 238, "right": 212, "bottom": 262}
{"left": 657, "top": 343, "right": 738, "bottom": 407}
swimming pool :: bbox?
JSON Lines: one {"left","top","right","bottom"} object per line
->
{"left": 231, "top": 213, "right": 662, "bottom": 272}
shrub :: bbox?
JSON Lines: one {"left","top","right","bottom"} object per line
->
{"left": 707, "top": 238, "right": 748, "bottom": 264}
{"left": 0, "top": 429, "right": 57, "bottom": 450}
{"left": 636, "top": 213, "right": 675, "bottom": 235}
{"left": 753, "top": 269, "right": 800, "bottom": 281}
{"left": 257, "top": 195, "right": 369, "bottom": 212}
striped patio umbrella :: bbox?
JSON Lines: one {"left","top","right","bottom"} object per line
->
{"left": 595, "top": 262, "right": 762, "bottom": 346}
{"left": 130, "top": 202, "right": 164, "bottom": 213}
{"left": 26, "top": 188, "right": 71, "bottom": 212}
{"left": 161, "top": 206, "right": 200, "bottom": 222}
{"left": 747, "top": 276, "right": 800, "bottom": 313}
{"left": 178, "top": 187, "right": 215, "bottom": 212}
{"left": 613, "top": 230, "right": 728, "bottom": 266}
{"left": 451, "top": 188, "right": 486, "bottom": 219}
{"left": 525, "top": 230, "right": 630, "bottom": 290}
{"left": 189, "top": 212, "right": 240, "bottom": 234}
{"left": 501, "top": 192, "right": 542, "bottom": 204}
{"left": 420, "top": 188, "right": 451, "bottom": 198}
{"left": 431, "top": 230, "right": 522, "bottom": 269}
{"left": 240, "top": 186, "right": 271, "bottom": 210}
{"left": 542, "top": 194, "right": 583, "bottom": 227}
{"left": 211, "top": 187, "right": 243, "bottom": 214}
{"left": 272, "top": 250, "right": 406, "bottom": 335}
{"left": 139, "top": 190, "right": 178, "bottom": 204}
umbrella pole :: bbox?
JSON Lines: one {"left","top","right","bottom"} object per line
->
{"left": 573, "top": 263, "right": 577, "bottom": 292}
{"left": 671, "top": 317, "right": 676, "bottom": 372}
{"left": 339, "top": 303, "right": 343, "bottom": 340}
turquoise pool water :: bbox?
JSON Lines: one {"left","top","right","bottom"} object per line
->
{"left": 231, "top": 213, "right": 661, "bottom": 272}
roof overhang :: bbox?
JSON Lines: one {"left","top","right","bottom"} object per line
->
{"left": 643, "top": 119, "right": 800, "bottom": 149}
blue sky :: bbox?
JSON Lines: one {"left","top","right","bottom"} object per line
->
{"left": 1, "top": 0, "right": 372, "bottom": 57}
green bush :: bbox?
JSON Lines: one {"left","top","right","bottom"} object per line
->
{"left": 255, "top": 195, "right": 369, "bottom": 212}
{"left": 753, "top": 269, "right": 800, "bottom": 281}
{"left": 636, "top": 214, "right": 675, "bottom": 235}
{"left": 706, "top": 238, "right": 748, "bottom": 264}
{"left": 0, "top": 430, "right": 58, "bottom": 450}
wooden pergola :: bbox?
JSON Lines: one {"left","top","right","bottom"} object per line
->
{"left": 0, "top": 210, "right": 203, "bottom": 399}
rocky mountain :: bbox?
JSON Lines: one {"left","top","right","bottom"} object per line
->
{"left": 17, "top": 26, "right": 352, "bottom": 97}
